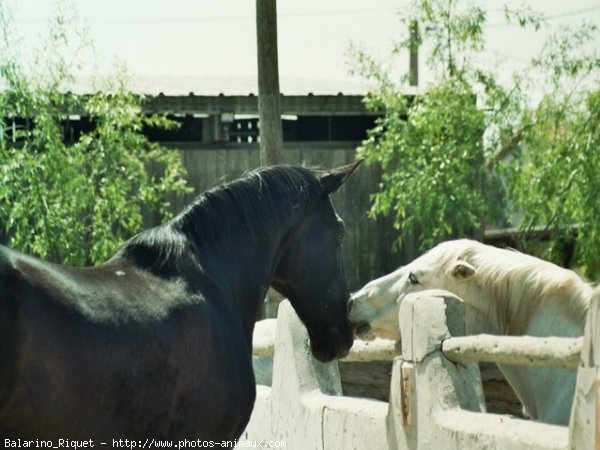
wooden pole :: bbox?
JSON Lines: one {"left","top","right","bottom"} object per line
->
{"left": 408, "top": 20, "right": 419, "bottom": 87}
{"left": 256, "top": 0, "right": 284, "bottom": 318}
{"left": 256, "top": 0, "right": 283, "bottom": 166}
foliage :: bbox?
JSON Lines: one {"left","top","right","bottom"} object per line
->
{"left": 359, "top": 78, "right": 486, "bottom": 251}
{"left": 0, "top": 2, "right": 191, "bottom": 265}
{"left": 510, "top": 25, "right": 600, "bottom": 273}
{"left": 353, "top": 0, "right": 522, "bottom": 251}
{"left": 353, "top": 0, "right": 600, "bottom": 272}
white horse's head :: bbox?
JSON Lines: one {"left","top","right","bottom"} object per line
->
{"left": 348, "top": 238, "right": 590, "bottom": 341}
{"left": 348, "top": 239, "right": 478, "bottom": 340}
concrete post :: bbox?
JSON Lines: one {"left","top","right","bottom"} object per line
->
{"left": 569, "top": 287, "right": 600, "bottom": 449}
{"left": 390, "top": 290, "right": 569, "bottom": 450}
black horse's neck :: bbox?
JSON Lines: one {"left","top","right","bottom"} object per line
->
{"left": 179, "top": 168, "right": 321, "bottom": 336}
{"left": 120, "top": 167, "right": 321, "bottom": 344}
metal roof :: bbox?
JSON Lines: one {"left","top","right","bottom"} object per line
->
{"left": 143, "top": 94, "right": 377, "bottom": 115}
{"left": 67, "top": 74, "right": 376, "bottom": 97}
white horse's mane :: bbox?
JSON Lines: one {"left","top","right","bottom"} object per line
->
{"left": 427, "top": 239, "right": 592, "bottom": 335}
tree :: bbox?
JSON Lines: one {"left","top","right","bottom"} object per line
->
{"left": 510, "top": 25, "right": 600, "bottom": 273}
{"left": 353, "top": 0, "right": 600, "bottom": 274}
{"left": 358, "top": 78, "right": 487, "bottom": 251}
{"left": 0, "top": 2, "right": 191, "bottom": 265}
{"left": 352, "top": 0, "right": 527, "bottom": 251}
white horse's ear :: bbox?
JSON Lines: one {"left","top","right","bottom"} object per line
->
{"left": 451, "top": 260, "right": 476, "bottom": 280}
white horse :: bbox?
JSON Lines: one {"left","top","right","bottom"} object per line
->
{"left": 348, "top": 239, "right": 591, "bottom": 425}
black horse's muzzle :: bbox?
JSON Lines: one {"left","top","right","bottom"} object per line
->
{"left": 309, "top": 324, "right": 354, "bottom": 363}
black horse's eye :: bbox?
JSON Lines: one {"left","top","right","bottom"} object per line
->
{"left": 408, "top": 272, "right": 419, "bottom": 285}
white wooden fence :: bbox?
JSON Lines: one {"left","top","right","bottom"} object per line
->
{"left": 244, "top": 288, "right": 600, "bottom": 449}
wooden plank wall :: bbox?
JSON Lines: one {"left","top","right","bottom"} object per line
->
{"left": 168, "top": 142, "right": 399, "bottom": 291}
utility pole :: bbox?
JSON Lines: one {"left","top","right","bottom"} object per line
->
{"left": 409, "top": 20, "right": 420, "bottom": 87}
{"left": 256, "top": 0, "right": 284, "bottom": 318}
{"left": 256, "top": 0, "right": 283, "bottom": 166}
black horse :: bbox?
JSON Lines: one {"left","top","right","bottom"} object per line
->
{"left": 0, "top": 162, "right": 361, "bottom": 441}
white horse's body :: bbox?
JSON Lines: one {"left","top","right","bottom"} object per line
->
{"left": 348, "top": 239, "right": 591, "bottom": 425}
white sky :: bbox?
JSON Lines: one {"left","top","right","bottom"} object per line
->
{"left": 8, "top": 0, "right": 600, "bottom": 95}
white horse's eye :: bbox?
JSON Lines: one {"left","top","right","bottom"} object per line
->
{"left": 408, "top": 272, "right": 419, "bottom": 285}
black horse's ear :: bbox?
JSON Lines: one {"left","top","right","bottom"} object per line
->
{"left": 317, "top": 159, "right": 363, "bottom": 195}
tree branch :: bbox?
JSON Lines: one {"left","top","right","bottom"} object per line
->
{"left": 485, "top": 124, "right": 530, "bottom": 170}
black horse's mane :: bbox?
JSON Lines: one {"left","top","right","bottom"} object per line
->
{"left": 118, "top": 165, "right": 323, "bottom": 274}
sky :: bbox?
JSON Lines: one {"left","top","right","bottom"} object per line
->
{"left": 7, "top": 0, "right": 600, "bottom": 95}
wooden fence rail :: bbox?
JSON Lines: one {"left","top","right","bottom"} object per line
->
{"left": 441, "top": 334, "right": 582, "bottom": 370}
{"left": 252, "top": 318, "right": 398, "bottom": 362}
{"left": 253, "top": 321, "right": 582, "bottom": 369}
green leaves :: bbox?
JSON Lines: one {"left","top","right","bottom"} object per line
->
{"left": 358, "top": 79, "right": 487, "bottom": 251}
{"left": 0, "top": 2, "right": 191, "bottom": 266}
{"left": 511, "top": 85, "right": 600, "bottom": 274}
{"left": 403, "top": 0, "right": 487, "bottom": 78}
{"left": 353, "top": 0, "right": 599, "bottom": 273}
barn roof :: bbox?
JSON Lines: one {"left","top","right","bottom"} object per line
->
{"left": 70, "top": 74, "right": 377, "bottom": 97}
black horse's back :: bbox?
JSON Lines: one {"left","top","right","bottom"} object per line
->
{"left": 0, "top": 244, "right": 15, "bottom": 294}
{"left": 0, "top": 246, "right": 22, "bottom": 413}
{"left": 0, "top": 244, "right": 21, "bottom": 330}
